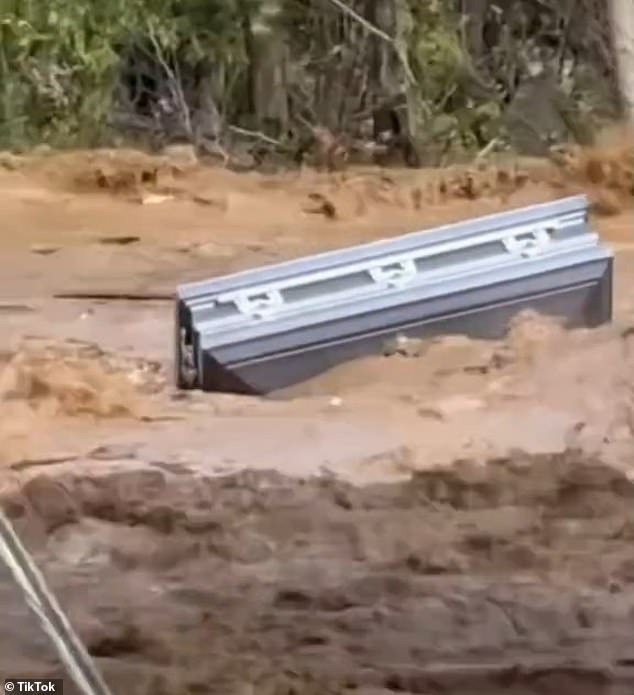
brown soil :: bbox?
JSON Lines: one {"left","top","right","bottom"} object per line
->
{"left": 3, "top": 453, "right": 634, "bottom": 694}
{"left": 0, "top": 132, "right": 634, "bottom": 693}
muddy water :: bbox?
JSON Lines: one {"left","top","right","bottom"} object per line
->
{"left": 0, "top": 143, "right": 633, "bottom": 693}
{"left": 1, "top": 453, "right": 634, "bottom": 694}
{"left": 1, "top": 313, "right": 634, "bottom": 694}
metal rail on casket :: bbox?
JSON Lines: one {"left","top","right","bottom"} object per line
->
{"left": 175, "top": 195, "right": 613, "bottom": 395}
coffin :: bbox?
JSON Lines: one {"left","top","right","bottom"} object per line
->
{"left": 175, "top": 195, "right": 613, "bottom": 394}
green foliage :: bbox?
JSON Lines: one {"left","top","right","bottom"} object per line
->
{"left": 402, "top": 1, "right": 503, "bottom": 154}
{"left": 407, "top": 0, "right": 465, "bottom": 103}
{"left": 0, "top": 0, "right": 253, "bottom": 147}
{"left": 1, "top": 0, "right": 142, "bottom": 145}
{"left": 0, "top": 0, "right": 619, "bottom": 155}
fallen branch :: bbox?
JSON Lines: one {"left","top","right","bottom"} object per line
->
{"left": 475, "top": 136, "right": 502, "bottom": 160}
{"left": 54, "top": 291, "right": 174, "bottom": 301}
{"left": 10, "top": 455, "right": 79, "bottom": 472}
{"left": 0, "top": 303, "right": 34, "bottom": 313}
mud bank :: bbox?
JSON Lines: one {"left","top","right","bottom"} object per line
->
{"left": 2, "top": 450, "right": 634, "bottom": 694}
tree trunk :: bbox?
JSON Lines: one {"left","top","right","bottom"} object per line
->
{"left": 461, "top": 0, "right": 488, "bottom": 59}
{"left": 242, "top": 1, "right": 289, "bottom": 136}
{"left": 609, "top": 0, "right": 634, "bottom": 123}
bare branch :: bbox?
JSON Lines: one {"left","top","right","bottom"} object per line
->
{"left": 323, "top": 0, "right": 393, "bottom": 43}
{"left": 146, "top": 21, "right": 193, "bottom": 138}
{"left": 321, "top": 0, "right": 417, "bottom": 86}
{"left": 228, "top": 124, "right": 283, "bottom": 147}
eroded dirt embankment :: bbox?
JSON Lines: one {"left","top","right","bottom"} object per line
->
{"left": 1, "top": 451, "right": 634, "bottom": 695}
